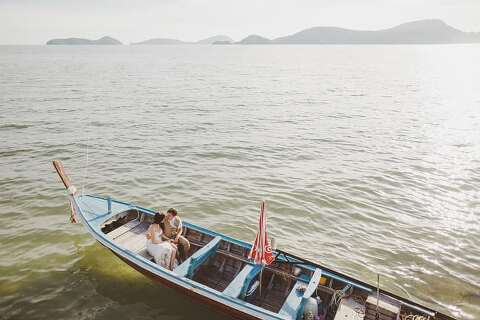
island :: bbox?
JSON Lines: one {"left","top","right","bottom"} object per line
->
{"left": 133, "top": 35, "right": 233, "bottom": 45}
{"left": 132, "top": 38, "right": 188, "bottom": 45}
{"left": 212, "top": 40, "right": 233, "bottom": 45}
{"left": 197, "top": 35, "right": 233, "bottom": 44}
{"left": 236, "top": 35, "right": 271, "bottom": 45}
{"left": 46, "top": 36, "right": 122, "bottom": 45}
{"left": 238, "top": 19, "right": 480, "bottom": 44}
{"left": 55, "top": 19, "right": 479, "bottom": 47}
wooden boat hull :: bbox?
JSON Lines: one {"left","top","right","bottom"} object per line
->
{"left": 69, "top": 194, "right": 288, "bottom": 319}
{"left": 113, "top": 251, "right": 259, "bottom": 320}
{"left": 52, "top": 160, "right": 456, "bottom": 320}
{"left": 68, "top": 194, "right": 454, "bottom": 320}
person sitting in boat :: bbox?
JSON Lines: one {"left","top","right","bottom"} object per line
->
{"left": 146, "top": 212, "right": 178, "bottom": 270}
{"left": 163, "top": 208, "right": 190, "bottom": 260}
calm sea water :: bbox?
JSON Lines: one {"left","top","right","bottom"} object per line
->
{"left": 0, "top": 45, "right": 479, "bottom": 320}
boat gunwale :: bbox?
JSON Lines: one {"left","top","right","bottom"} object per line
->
{"left": 77, "top": 194, "right": 455, "bottom": 320}
{"left": 85, "top": 194, "right": 372, "bottom": 289}
{"left": 73, "top": 194, "right": 289, "bottom": 320}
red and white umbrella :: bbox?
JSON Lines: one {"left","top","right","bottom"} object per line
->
{"left": 248, "top": 201, "right": 274, "bottom": 265}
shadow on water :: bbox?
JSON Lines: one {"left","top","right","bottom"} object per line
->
{"left": 0, "top": 242, "right": 229, "bottom": 320}
{"left": 77, "top": 244, "right": 230, "bottom": 320}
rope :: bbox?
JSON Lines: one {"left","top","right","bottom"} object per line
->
{"left": 66, "top": 186, "right": 78, "bottom": 223}
{"left": 352, "top": 295, "right": 366, "bottom": 318}
{"left": 400, "top": 315, "right": 430, "bottom": 320}
{"left": 82, "top": 137, "right": 89, "bottom": 196}
{"left": 330, "top": 284, "right": 353, "bottom": 306}
{"left": 68, "top": 197, "right": 78, "bottom": 223}
{"left": 81, "top": 112, "right": 92, "bottom": 197}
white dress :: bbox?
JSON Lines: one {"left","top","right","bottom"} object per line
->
{"left": 146, "top": 226, "right": 175, "bottom": 269}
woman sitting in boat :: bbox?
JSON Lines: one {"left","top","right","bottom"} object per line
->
{"left": 146, "top": 212, "right": 177, "bottom": 270}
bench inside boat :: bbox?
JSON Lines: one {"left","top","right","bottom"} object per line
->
{"left": 100, "top": 209, "right": 442, "bottom": 320}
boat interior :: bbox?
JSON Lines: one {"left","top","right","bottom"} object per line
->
{"left": 100, "top": 209, "right": 447, "bottom": 320}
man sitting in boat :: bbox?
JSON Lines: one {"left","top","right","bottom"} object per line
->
{"left": 146, "top": 213, "right": 178, "bottom": 270}
{"left": 163, "top": 208, "right": 190, "bottom": 261}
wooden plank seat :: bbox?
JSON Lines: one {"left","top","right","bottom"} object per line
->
{"left": 174, "top": 236, "right": 222, "bottom": 278}
{"left": 117, "top": 231, "right": 147, "bottom": 253}
{"left": 113, "top": 222, "right": 150, "bottom": 253}
{"left": 223, "top": 264, "right": 262, "bottom": 299}
{"left": 106, "top": 219, "right": 142, "bottom": 239}
{"left": 278, "top": 268, "right": 322, "bottom": 320}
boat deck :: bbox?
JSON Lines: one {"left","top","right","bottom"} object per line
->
{"left": 97, "top": 208, "right": 447, "bottom": 320}
{"left": 192, "top": 251, "right": 245, "bottom": 292}
{"left": 108, "top": 221, "right": 151, "bottom": 258}
{"left": 103, "top": 216, "right": 314, "bottom": 316}
{"left": 245, "top": 267, "right": 296, "bottom": 313}
{"left": 50, "top": 161, "right": 455, "bottom": 320}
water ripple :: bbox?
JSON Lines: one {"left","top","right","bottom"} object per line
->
{"left": 1, "top": 44, "right": 479, "bottom": 320}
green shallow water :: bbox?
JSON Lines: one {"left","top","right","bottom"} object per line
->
{"left": 0, "top": 45, "right": 479, "bottom": 319}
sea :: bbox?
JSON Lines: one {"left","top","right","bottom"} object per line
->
{"left": 0, "top": 44, "right": 479, "bottom": 320}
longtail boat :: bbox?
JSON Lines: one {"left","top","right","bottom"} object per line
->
{"left": 53, "top": 160, "right": 455, "bottom": 320}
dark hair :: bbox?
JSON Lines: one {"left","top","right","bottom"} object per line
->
{"left": 167, "top": 208, "right": 178, "bottom": 216}
{"left": 154, "top": 212, "right": 165, "bottom": 224}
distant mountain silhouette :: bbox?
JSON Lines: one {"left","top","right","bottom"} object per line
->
{"left": 213, "top": 40, "right": 233, "bottom": 45}
{"left": 133, "top": 35, "right": 233, "bottom": 45}
{"left": 49, "top": 20, "right": 479, "bottom": 46}
{"left": 237, "top": 35, "right": 271, "bottom": 44}
{"left": 132, "top": 38, "right": 189, "bottom": 45}
{"left": 46, "top": 36, "right": 122, "bottom": 45}
{"left": 197, "top": 35, "right": 233, "bottom": 44}
{"left": 273, "top": 19, "right": 480, "bottom": 44}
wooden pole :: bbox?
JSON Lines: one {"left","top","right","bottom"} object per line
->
{"left": 52, "top": 160, "right": 72, "bottom": 189}
{"left": 53, "top": 160, "right": 78, "bottom": 223}
{"left": 259, "top": 266, "right": 263, "bottom": 297}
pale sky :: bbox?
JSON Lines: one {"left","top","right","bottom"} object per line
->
{"left": 0, "top": 0, "right": 479, "bottom": 44}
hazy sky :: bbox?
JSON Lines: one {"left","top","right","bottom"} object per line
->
{"left": 0, "top": 0, "right": 479, "bottom": 44}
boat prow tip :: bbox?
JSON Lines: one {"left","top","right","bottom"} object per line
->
{"left": 52, "top": 159, "right": 74, "bottom": 191}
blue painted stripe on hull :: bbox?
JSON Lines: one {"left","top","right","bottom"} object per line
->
{"left": 73, "top": 194, "right": 441, "bottom": 320}
{"left": 79, "top": 195, "right": 374, "bottom": 292}
{"left": 72, "top": 195, "right": 289, "bottom": 320}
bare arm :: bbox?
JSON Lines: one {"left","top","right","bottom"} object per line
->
{"left": 174, "top": 230, "right": 181, "bottom": 242}
{"left": 146, "top": 225, "right": 152, "bottom": 240}
{"left": 174, "top": 220, "right": 183, "bottom": 242}
{"left": 148, "top": 225, "right": 163, "bottom": 244}
{"left": 152, "top": 226, "right": 163, "bottom": 244}
{"left": 161, "top": 234, "right": 171, "bottom": 241}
